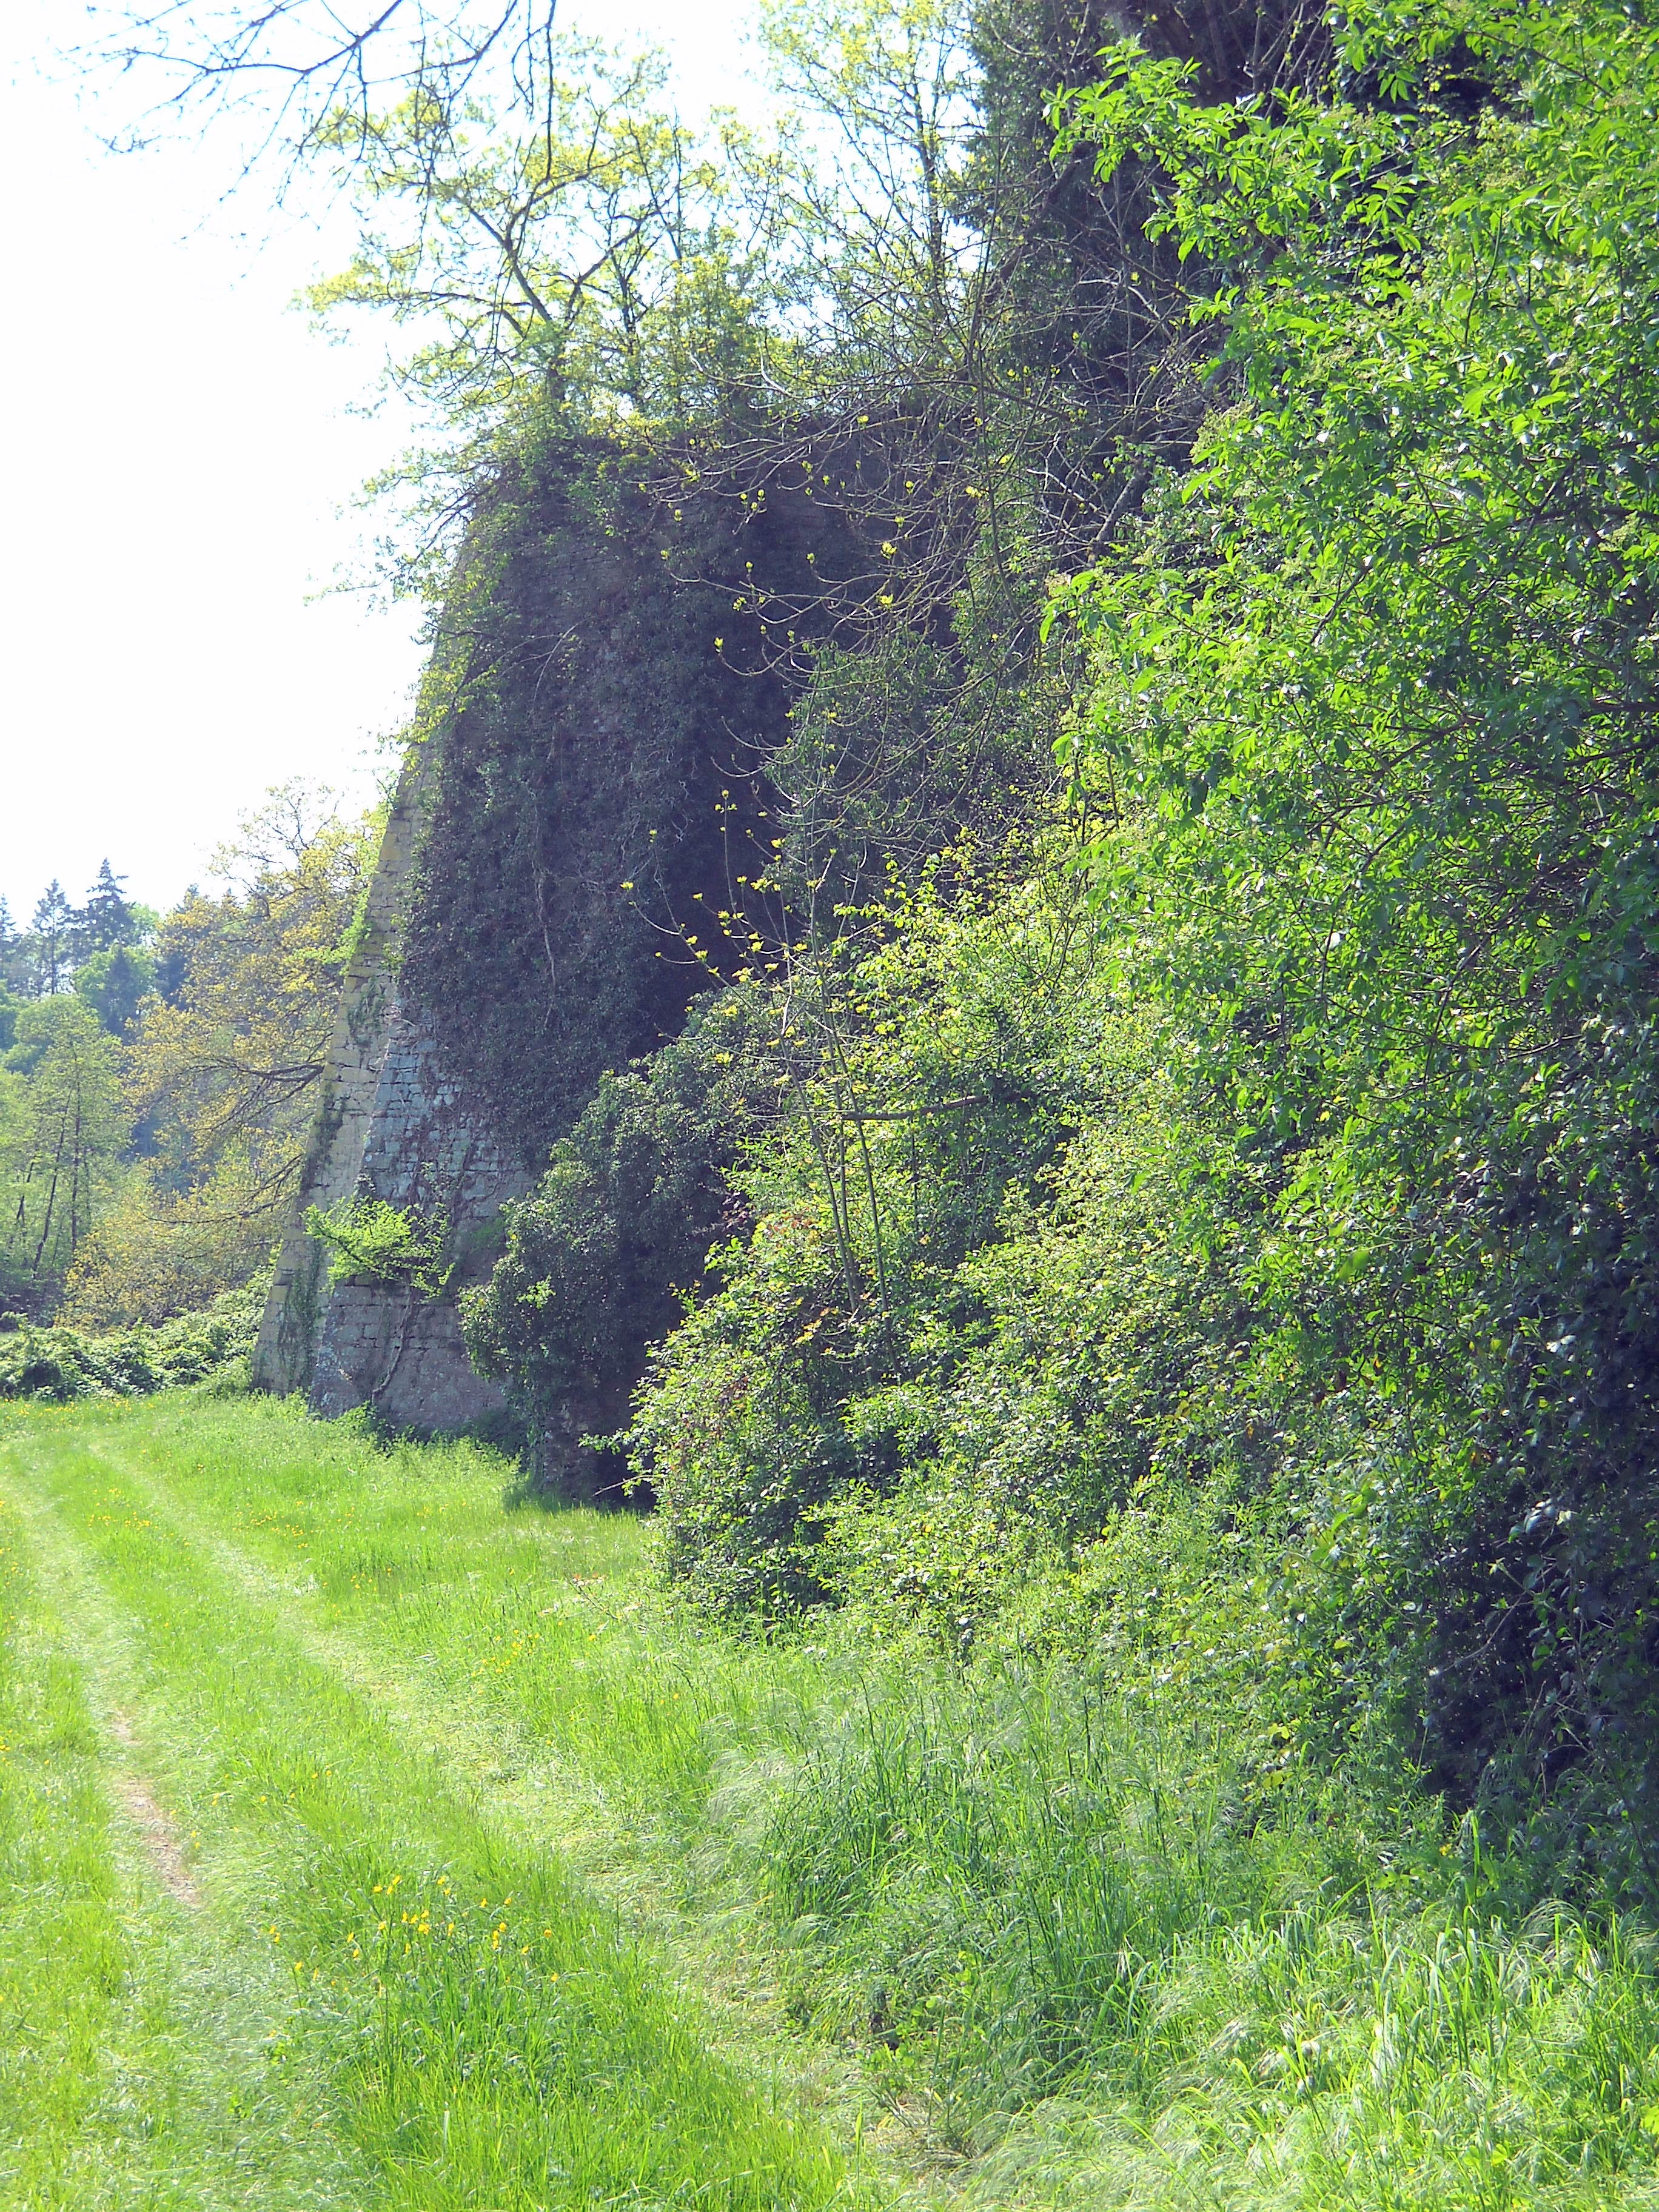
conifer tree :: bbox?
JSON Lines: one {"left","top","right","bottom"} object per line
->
{"left": 0, "top": 900, "right": 17, "bottom": 1045}
{"left": 29, "top": 883, "right": 74, "bottom": 997}
{"left": 76, "top": 945, "right": 153, "bottom": 1036}
{"left": 76, "top": 860, "right": 137, "bottom": 954}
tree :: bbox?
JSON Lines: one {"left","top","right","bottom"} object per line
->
{"left": 1051, "top": 0, "right": 1659, "bottom": 1788}
{"left": 133, "top": 783, "right": 372, "bottom": 1187}
{"left": 59, "top": 1143, "right": 273, "bottom": 1328}
{"left": 75, "top": 859, "right": 140, "bottom": 956}
{"left": 300, "top": 38, "right": 771, "bottom": 520}
{"left": 0, "top": 900, "right": 33, "bottom": 1010}
{"left": 81, "top": 0, "right": 561, "bottom": 190}
{"left": 75, "top": 944, "right": 156, "bottom": 1035}
{"left": 0, "top": 1067, "right": 25, "bottom": 1309}
{"left": 61, "top": 784, "right": 377, "bottom": 1326}
{"left": 28, "top": 883, "right": 75, "bottom": 997}
{"left": 0, "top": 999, "right": 126, "bottom": 1289}
{"left": 0, "top": 903, "right": 17, "bottom": 1042}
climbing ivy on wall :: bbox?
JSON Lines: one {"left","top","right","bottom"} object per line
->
{"left": 397, "top": 430, "right": 821, "bottom": 1161}
{"left": 400, "top": 420, "right": 1080, "bottom": 1166}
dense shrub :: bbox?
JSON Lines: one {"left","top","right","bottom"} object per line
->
{"left": 461, "top": 990, "right": 781, "bottom": 1495}
{"left": 626, "top": 862, "right": 1146, "bottom": 1610}
{"left": 1044, "top": 0, "right": 1659, "bottom": 1800}
{"left": 0, "top": 1278, "right": 263, "bottom": 1403}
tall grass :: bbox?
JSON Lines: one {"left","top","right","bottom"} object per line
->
{"left": 748, "top": 1664, "right": 1659, "bottom": 2207}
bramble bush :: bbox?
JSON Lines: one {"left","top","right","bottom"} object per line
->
{"left": 624, "top": 859, "right": 1191, "bottom": 1613}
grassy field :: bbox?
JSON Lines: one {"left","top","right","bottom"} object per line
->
{"left": 0, "top": 1393, "right": 883, "bottom": 2211}
{"left": 5, "top": 1392, "right": 1659, "bottom": 2211}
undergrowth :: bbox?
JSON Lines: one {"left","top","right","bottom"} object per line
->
{"left": 0, "top": 1277, "right": 262, "bottom": 1403}
{"left": 743, "top": 1664, "right": 1659, "bottom": 2208}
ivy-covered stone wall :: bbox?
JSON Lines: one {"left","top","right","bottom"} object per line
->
{"left": 254, "top": 431, "right": 820, "bottom": 1430}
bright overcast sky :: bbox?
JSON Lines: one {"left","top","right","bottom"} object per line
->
{"left": 0, "top": 0, "right": 763, "bottom": 928}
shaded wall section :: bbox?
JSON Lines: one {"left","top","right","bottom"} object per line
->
{"left": 251, "top": 748, "right": 528, "bottom": 1429}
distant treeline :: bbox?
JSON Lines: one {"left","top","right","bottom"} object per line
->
{"left": 0, "top": 863, "right": 158, "bottom": 1037}
{"left": 0, "top": 789, "right": 374, "bottom": 1326}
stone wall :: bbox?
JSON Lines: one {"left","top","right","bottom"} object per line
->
{"left": 251, "top": 747, "right": 528, "bottom": 1430}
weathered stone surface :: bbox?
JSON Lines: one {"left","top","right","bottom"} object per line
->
{"left": 252, "top": 748, "right": 528, "bottom": 1430}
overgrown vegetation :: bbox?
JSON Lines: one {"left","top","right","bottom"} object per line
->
{"left": 463, "top": 988, "right": 780, "bottom": 1490}
{"left": 466, "top": 0, "right": 1659, "bottom": 1866}
{"left": 0, "top": 1280, "right": 263, "bottom": 1403}
{"left": 29, "top": 0, "right": 1659, "bottom": 2198}
{"left": 395, "top": 439, "right": 809, "bottom": 1161}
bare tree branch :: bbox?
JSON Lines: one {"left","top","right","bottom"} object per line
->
{"left": 76, "top": 0, "right": 561, "bottom": 195}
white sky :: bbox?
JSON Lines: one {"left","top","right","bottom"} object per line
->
{"left": 0, "top": 0, "right": 763, "bottom": 929}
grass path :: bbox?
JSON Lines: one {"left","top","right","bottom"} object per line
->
{"left": 0, "top": 1395, "right": 886, "bottom": 2211}
{"left": 8, "top": 1393, "right": 1659, "bottom": 2211}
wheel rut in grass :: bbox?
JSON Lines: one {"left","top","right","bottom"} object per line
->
{"left": 73, "top": 1416, "right": 870, "bottom": 2131}
{"left": 0, "top": 1427, "right": 379, "bottom": 2211}
{"left": 109, "top": 1709, "right": 203, "bottom": 1911}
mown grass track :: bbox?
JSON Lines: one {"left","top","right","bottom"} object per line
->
{"left": 0, "top": 1394, "right": 882, "bottom": 2212}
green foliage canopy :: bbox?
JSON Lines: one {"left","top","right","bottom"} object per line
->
{"left": 1049, "top": 0, "right": 1659, "bottom": 1791}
